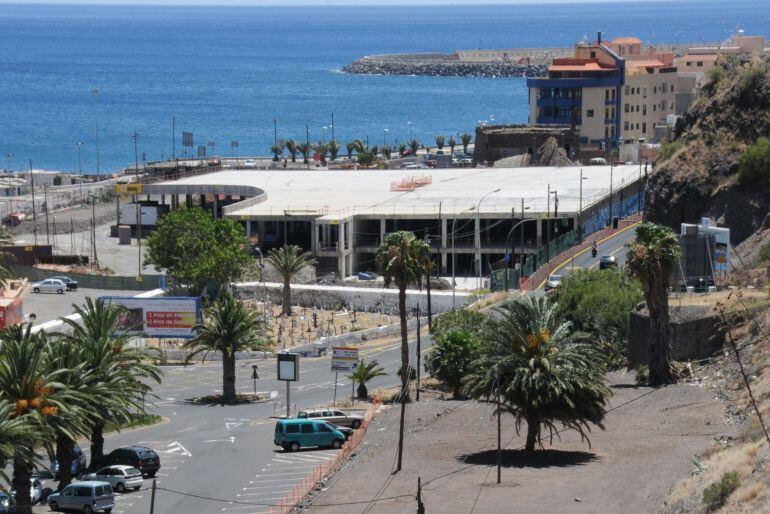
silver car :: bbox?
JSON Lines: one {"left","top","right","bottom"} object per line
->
{"left": 81, "top": 465, "right": 143, "bottom": 493}
{"left": 30, "top": 278, "right": 66, "bottom": 294}
{"left": 47, "top": 481, "right": 114, "bottom": 513}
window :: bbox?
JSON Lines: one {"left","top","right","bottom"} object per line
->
{"left": 624, "top": 103, "right": 629, "bottom": 113}
{"left": 605, "top": 89, "right": 609, "bottom": 101}
{"left": 625, "top": 85, "right": 630, "bottom": 95}
{"left": 653, "top": 86, "right": 657, "bottom": 94}
{"left": 642, "top": 122, "right": 647, "bottom": 133}
{"left": 286, "top": 425, "right": 299, "bottom": 434}
{"left": 62, "top": 486, "right": 74, "bottom": 497}
{"left": 686, "top": 61, "right": 693, "bottom": 66}
{"left": 318, "top": 424, "right": 331, "bottom": 432}
{"left": 308, "top": 412, "right": 321, "bottom": 418}
{"left": 662, "top": 100, "right": 668, "bottom": 110}
{"left": 697, "top": 61, "right": 703, "bottom": 67}
{"left": 653, "top": 104, "right": 657, "bottom": 112}
{"left": 611, "top": 89, "right": 616, "bottom": 100}
{"left": 334, "top": 411, "right": 346, "bottom": 416}
{"left": 624, "top": 122, "right": 629, "bottom": 131}
{"left": 590, "top": 51, "right": 596, "bottom": 58}
{"left": 75, "top": 487, "right": 91, "bottom": 497}
{"left": 586, "top": 109, "right": 594, "bottom": 118}
{"left": 661, "top": 83, "right": 668, "bottom": 93}
{"left": 542, "top": 107, "right": 553, "bottom": 118}
{"left": 301, "top": 424, "right": 314, "bottom": 433}
{"left": 642, "top": 87, "right": 648, "bottom": 98}
{"left": 605, "top": 127, "right": 609, "bottom": 138}
{"left": 642, "top": 105, "right": 647, "bottom": 115}
{"left": 636, "top": 105, "right": 640, "bottom": 112}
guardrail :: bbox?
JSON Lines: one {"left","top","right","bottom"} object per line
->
{"left": 268, "top": 396, "right": 383, "bottom": 514}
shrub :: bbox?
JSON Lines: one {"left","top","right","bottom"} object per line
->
{"left": 758, "top": 240, "right": 770, "bottom": 264}
{"left": 703, "top": 471, "right": 741, "bottom": 512}
{"left": 424, "top": 330, "right": 480, "bottom": 398}
{"left": 656, "top": 140, "right": 684, "bottom": 163}
{"left": 738, "top": 137, "right": 770, "bottom": 184}
{"left": 430, "top": 308, "right": 485, "bottom": 339}
{"left": 738, "top": 66, "right": 769, "bottom": 107}
{"left": 635, "top": 365, "right": 650, "bottom": 386}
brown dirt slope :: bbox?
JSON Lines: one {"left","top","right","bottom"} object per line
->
{"left": 646, "top": 55, "right": 770, "bottom": 246}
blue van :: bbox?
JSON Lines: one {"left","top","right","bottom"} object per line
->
{"left": 274, "top": 419, "right": 346, "bottom": 452}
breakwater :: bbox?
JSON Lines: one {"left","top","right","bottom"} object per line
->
{"left": 342, "top": 54, "right": 547, "bottom": 78}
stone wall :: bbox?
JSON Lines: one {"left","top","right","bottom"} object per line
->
{"left": 342, "top": 57, "right": 546, "bottom": 78}
{"left": 472, "top": 124, "right": 579, "bottom": 164}
{"left": 627, "top": 305, "right": 725, "bottom": 367}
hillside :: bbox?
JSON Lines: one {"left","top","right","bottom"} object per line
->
{"left": 646, "top": 55, "right": 770, "bottom": 249}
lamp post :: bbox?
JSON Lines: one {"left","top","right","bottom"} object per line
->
{"left": 274, "top": 117, "right": 278, "bottom": 147}
{"left": 407, "top": 121, "right": 412, "bottom": 141}
{"left": 578, "top": 169, "right": 588, "bottom": 243}
{"left": 451, "top": 205, "right": 476, "bottom": 309}
{"left": 476, "top": 188, "right": 500, "bottom": 290}
{"left": 322, "top": 126, "right": 327, "bottom": 146}
{"left": 5, "top": 153, "right": 13, "bottom": 173}
{"left": 609, "top": 160, "right": 614, "bottom": 225}
{"left": 92, "top": 89, "right": 101, "bottom": 182}
{"left": 132, "top": 131, "right": 142, "bottom": 278}
{"left": 637, "top": 137, "right": 645, "bottom": 214}
{"left": 254, "top": 247, "right": 268, "bottom": 328}
{"left": 383, "top": 128, "right": 389, "bottom": 149}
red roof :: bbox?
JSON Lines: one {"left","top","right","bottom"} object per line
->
{"left": 611, "top": 37, "right": 642, "bottom": 44}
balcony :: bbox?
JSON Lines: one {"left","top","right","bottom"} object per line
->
{"left": 537, "top": 116, "right": 581, "bottom": 125}
{"left": 605, "top": 98, "right": 616, "bottom": 105}
{"left": 536, "top": 97, "right": 582, "bottom": 108}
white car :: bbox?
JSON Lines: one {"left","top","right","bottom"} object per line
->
{"left": 243, "top": 159, "right": 257, "bottom": 168}
{"left": 30, "top": 278, "right": 66, "bottom": 294}
{"left": 11, "top": 477, "right": 43, "bottom": 504}
{"left": 544, "top": 274, "right": 563, "bottom": 292}
{"left": 81, "top": 465, "right": 144, "bottom": 493}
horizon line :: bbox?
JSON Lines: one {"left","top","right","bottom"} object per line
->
{"left": 0, "top": 0, "right": 714, "bottom": 6}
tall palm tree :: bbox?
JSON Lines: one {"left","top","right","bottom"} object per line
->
{"left": 376, "top": 231, "right": 429, "bottom": 403}
{"left": 461, "top": 133, "right": 473, "bottom": 154}
{"left": 408, "top": 139, "right": 420, "bottom": 156}
{"left": 381, "top": 146, "right": 392, "bottom": 160}
{"left": 352, "top": 139, "right": 367, "bottom": 155}
{"left": 61, "top": 298, "right": 161, "bottom": 471}
{"left": 347, "top": 360, "right": 387, "bottom": 400}
{"left": 448, "top": 136, "right": 457, "bottom": 155}
{"left": 313, "top": 141, "right": 328, "bottom": 165}
{"left": 270, "top": 144, "right": 283, "bottom": 162}
{"left": 266, "top": 245, "right": 316, "bottom": 317}
{"left": 464, "top": 297, "right": 610, "bottom": 452}
{"left": 0, "top": 400, "right": 34, "bottom": 492}
{"left": 298, "top": 142, "right": 311, "bottom": 164}
{"left": 185, "top": 294, "right": 268, "bottom": 403}
{"left": 0, "top": 326, "right": 76, "bottom": 512}
{"left": 345, "top": 142, "right": 355, "bottom": 160}
{"left": 434, "top": 135, "right": 445, "bottom": 154}
{"left": 0, "top": 229, "right": 14, "bottom": 287}
{"left": 625, "top": 223, "right": 681, "bottom": 385}
{"left": 285, "top": 139, "right": 298, "bottom": 163}
{"left": 327, "top": 140, "right": 340, "bottom": 161}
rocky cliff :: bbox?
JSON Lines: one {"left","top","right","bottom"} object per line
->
{"left": 646, "top": 55, "right": 770, "bottom": 245}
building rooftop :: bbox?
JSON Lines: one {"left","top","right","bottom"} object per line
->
{"left": 164, "top": 165, "right": 642, "bottom": 221}
{"left": 610, "top": 37, "right": 642, "bottom": 45}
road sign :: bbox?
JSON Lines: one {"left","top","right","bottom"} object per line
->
{"left": 182, "top": 131, "right": 194, "bottom": 148}
{"left": 116, "top": 183, "right": 142, "bottom": 195}
{"left": 277, "top": 353, "right": 298, "bottom": 381}
{"left": 331, "top": 346, "right": 359, "bottom": 372}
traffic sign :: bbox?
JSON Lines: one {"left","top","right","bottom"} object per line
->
{"left": 331, "top": 346, "right": 359, "bottom": 372}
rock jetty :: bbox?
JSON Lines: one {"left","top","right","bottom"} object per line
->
{"left": 342, "top": 55, "right": 547, "bottom": 78}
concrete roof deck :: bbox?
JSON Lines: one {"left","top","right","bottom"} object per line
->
{"left": 163, "top": 165, "right": 641, "bottom": 221}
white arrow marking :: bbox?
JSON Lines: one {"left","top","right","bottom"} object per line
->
{"left": 225, "top": 422, "right": 242, "bottom": 430}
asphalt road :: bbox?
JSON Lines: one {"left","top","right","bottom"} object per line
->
{"left": 24, "top": 287, "right": 140, "bottom": 326}
{"left": 27, "top": 334, "right": 431, "bottom": 514}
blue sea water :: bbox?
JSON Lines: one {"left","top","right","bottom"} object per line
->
{"left": 0, "top": 1, "right": 768, "bottom": 172}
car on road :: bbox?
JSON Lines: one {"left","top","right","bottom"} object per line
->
{"left": 544, "top": 274, "right": 563, "bottom": 292}
{"left": 81, "top": 465, "right": 143, "bottom": 493}
{"left": 31, "top": 278, "right": 67, "bottom": 294}
{"left": 274, "top": 419, "right": 346, "bottom": 452}
{"left": 47, "top": 481, "right": 114, "bottom": 513}
{"left": 50, "top": 276, "right": 78, "bottom": 290}
{"left": 326, "top": 423, "right": 354, "bottom": 440}
{"left": 10, "top": 477, "right": 43, "bottom": 505}
{"left": 49, "top": 443, "right": 88, "bottom": 478}
{"left": 207, "top": 156, "right": 221, "bottom": 166}
{"left": 599, "top": 255, "right": 618, "bottom": 270}
{"left": 102, "top": 447, "right": 160, "bottom": 478}
{"left": 297, "top": 408, "right": 364, "bottom": 429}
{"left": 458, "top": 157, "right": 473, "bottom": 166}
{"left": 243, "top": 159, "right": 257, "bottom": 168}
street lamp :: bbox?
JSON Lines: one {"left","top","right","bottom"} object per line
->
{"left": 383, "top": 128, "right": 389, "bottom": 149}
{"left": 407, "top": 121, "right": 412, "bottom": 141}
{"left": 476, "top": 188, "right": 501, "bottom": 290}
{"left": 5, "top": 153, "right": 13, "bottom": 173}
{"left": 578, "top": 169, "right": 588, "bottom": 243}
{"left": 322, "top": 126, "right": 327, "bottom": 145}
{"left": 452, "top": 205, "right": 475, "bottom": 310}
{"left": 637, "top": 137, "right": 645, "bottom": 214}
{"left": 92, "top": 89, "right": 101, "bottom": 182}
{"left": 132, "top": 131, "right": 142, "bottom": 278}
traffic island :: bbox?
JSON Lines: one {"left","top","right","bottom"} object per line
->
{"left": 185, "top": 393, "right": 265, "bottom": 405}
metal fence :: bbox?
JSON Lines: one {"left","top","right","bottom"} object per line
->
{"left": 8, "top": 264, "right": 163, "bottom": 291}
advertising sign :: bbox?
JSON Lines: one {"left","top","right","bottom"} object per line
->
{"left": 182, "top": 131, "right": 194, "bottom": 148}
{"left": 278, "top": 353, "right": 299, "bottom": 381}
{"left": 99, "top": 296, "right": 201, "bottom": 338}
{"left": 331, "top": 346, "right": 359, "bottom": 372}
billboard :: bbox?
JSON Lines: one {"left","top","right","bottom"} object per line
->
{"left": 331, "top": 346, "right": 359, "bottom": 372}
{"left": 277, "top": 353, "right": 299, "bottom": 381}
{"left": 99, "top": 296, "right": 201, "bottom": 338}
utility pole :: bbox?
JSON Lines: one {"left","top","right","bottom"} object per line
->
{"left": 424, "top": 228, "right": 432, "bottom": 332}
{"left": 497, "top": 367, "right": 502, "bottom": 484}
{"left": 416, "top": 304, "right": 421, "bottom": 402}
{"left": 44, "top": 185, "right": 50, "bottom": 244}
{"left": 273, "top": 117, "right": 278, "bottom": 147}
{"left": 417, "top": 477, "right": 425, "bottom": 514}
{"left": 133, "top": 131, "right": 142, "bottom": 277}
{"left": 306, "top": 124, "right": 310, "bottom": 170}
{"left": 29, "top": 159, "right": 37, "bottom": 246}
{"left": 331, "top": 112, "right": 335, "bottom": 141}
{"left": 546, "top": 183, "right": 550, "bottom": 262}
{"left": 93, "top": 89, "right": 101, "bottom": 182}
{"left": 149, "top": 478, "right": 157, "bottom": 514}
{"left": 172, "top": 116, "right": 176, "bottom": 161}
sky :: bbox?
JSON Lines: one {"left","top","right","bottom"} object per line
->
{"left": 0, "top": 0, "right": 697, "bottom": 5}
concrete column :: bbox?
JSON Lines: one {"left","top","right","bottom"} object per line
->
{"left": 186, "top": 194, "right": 192, "bottom": 208}
{"left": 161, "top": 194, "right": 165, "bottom": 206}
{"left": 258, "top": 220, "right": 266, "bottom": 245}
{"left": 337, "top": 220, "right": 346, "bottom": 277}
{"left": 246, "top": 220, "right": 252, "bottom": 238}
{"left": 474, "top": 217, "right": 481, "bottom": 276}
{"left": 310, "top": 220, "right": 318, "bottom": 256}
{"left": 536, "top": 218, "right": 543, "bottom": 246}
{"left": 441, "top": 217, "right": 448, "bottom": 272}
{"left": 379, "top": 218, "right": 386, "bottom": 247}
{"left": 347, "top": 218, "right": 356, "bottom": 274}
{"left": 212, "top": 197, "right": 218, "bottom": 219}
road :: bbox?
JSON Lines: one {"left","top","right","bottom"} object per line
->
{"left": 24, "top": 287, "right": 140, "bottom": 326}
{"left": 29, "top": 334, "right": 430, "bottom": 514}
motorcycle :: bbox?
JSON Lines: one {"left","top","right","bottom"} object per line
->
{"left": 591, "top": 247, "right": 598, "bottom": 258}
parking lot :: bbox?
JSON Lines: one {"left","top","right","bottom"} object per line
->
{"left": 23, "top": 286, "right": 140, "bottom": 326}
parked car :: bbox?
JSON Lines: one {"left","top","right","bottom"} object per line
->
{"left": 50, "top": 276, "right": 78, "bottom": 290}
{"left": 274, "top": 419, "right": 346, "bottom": 452}
{"left": 102, "top": 447, "right": 160, "bottom": 478}
{"left": 544, "top": 274, "right": 563, "bottom": 292}
{"left": 47, "top": 481, "right": 114, "bottom": 513}
{"left": 207, "top": 156, "right": 221, "bottom": 166}
{"left": 49, "top": 443, "right": 88, "bottom": 478}
{"left": 589, "top": 157, "right": 608, "bottom": 165}
{"left": 0, "top": 492, "right": 12, "bottom": 513}
{"left": 243, "top": 159, "right": 257, "bottom": 169}
{"left": 10, "top": 477, "right": 43, "bottom": 505}
{"left": 296, "top": 408, "right": 364, "bottom": 429}
{"left": 81, "top": 465, "right": 143, "bottom": 493}
{"left": 599, "top": 255, "right": 618, "bottom": 270}
{"left": 458, "top": 157, "right": 473, "bottom": 166}
{"left": 31, "top": 278, "right": 66, "bottom": 294}
{"left": 328, "top": 423, "right": 353, "bottom": 440}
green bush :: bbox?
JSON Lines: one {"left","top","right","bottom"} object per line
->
{"left": 738, "top": 66, "right": 768, "bottom": 107}
{"left": 424, "top": 330, "right": 480, "bottom": 398}
{"left": 634, "top": 365, "right": 650, "bottom": 386}
{"left": 758, "top": 240, "right": 770, "bottom": 263}
{"left": 738, "top": 137, "right": 770, "bottom": 184}
{"left": 656, "top": 140, "right": 684, "bottom": 163}
{"left": 431, "top": 308, "right": 486, "bottom": 339}
{"left": 552, "top": 269, "right": 642, "bottom": 368}
{"left": 703, "top": 471, "right": 741, "bottom": 512}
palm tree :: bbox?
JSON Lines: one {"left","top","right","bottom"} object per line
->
{"left": 376, "top": 231, "right": 430, "bottom": 403}
{"left": 382, "top": 146, "right": 392, "bottom": 160}
{"left": 0, "top": 229, "right": 14, "bottom": 287}
{"left": 625, "top": 223, "right": 681, "bottom": 385}
{"left": 434, "top": 135, "right": 445, "bottom": 154}
{"left": 398, "top": 144, "right": 407, "bottom": 157}
{"left": 347, "top": 360, "right": 387, "bottom": 400}
{"left": 298, "top": 143, "right": 311, "bottom": 164}
{"left": 327, "top": 140, "right": 340, "bottom": 161}
{"left": 0, "top": 326, "right": 75, "bottom": 512}
{"left": 266, "top": 245, "right": 316, "bottom": 317}
{"left": 345, "top": 142, "right": 355, "bottom": 160}
{"left": 313, "top": 141, "right": 328, "bottom": 166}
{"left": 461, "top": 133, "right": 473, "bottom": 154}
{"left": 285, "top": 139, "right": 298, "bottom": 163}
{"left": 0, "top": 400, "right": 35, "bottom": 493}
{"left": 61, "top": 298, "right": 161, "bottom": 471}
{"left": 448, "top": 136, "right": 457, "bottom": 155}
{"left": 186, "top": 294, "right": 267, "bottom": 403}
{"left": 408, "top": 139, "right": 420, "bottom": 156}
{"left": 464, "top": 297, "right": 610, "bottom": 452}
{"left": 270, "top": 144, "right": 283, "bottom": 162}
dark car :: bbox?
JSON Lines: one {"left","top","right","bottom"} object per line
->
{"left": 50, "top": 276, "right": 78, "bottom": 290}
{"left": 599, "top": 255, "right": 618, "bottom": 270}
{"left": 103, "top": 447, "right": 160, "bottom": 477}
{"left": 49, "top": 442, "right": 87, "bottom": 478}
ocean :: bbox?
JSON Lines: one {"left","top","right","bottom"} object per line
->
{"left": 0, "top": 1, "right": 767, "bottom": 172}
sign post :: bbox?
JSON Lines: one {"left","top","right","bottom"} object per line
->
{"left": 251, "top": 365, "right": 259, "bottom": 397}
{"left": 277, "top": 353, "right": 299, "bottom": 418}
{"left": 331, "top": 346, "right": 359, "bottom": 404}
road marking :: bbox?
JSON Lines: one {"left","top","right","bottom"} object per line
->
{"left": 249, "top": 477, "right": 307, "bottom": 483}
{"left": 225, "top": 422, "right": 243, "bottom": 430}
{"left": 154, "top": 440, "right": 192, "bottom": 457}
{"left": 255, "top": 472, "right": 312, "bottom": 477}
{"left": 204, "top": 436, "right": 236, "bottom": 444}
